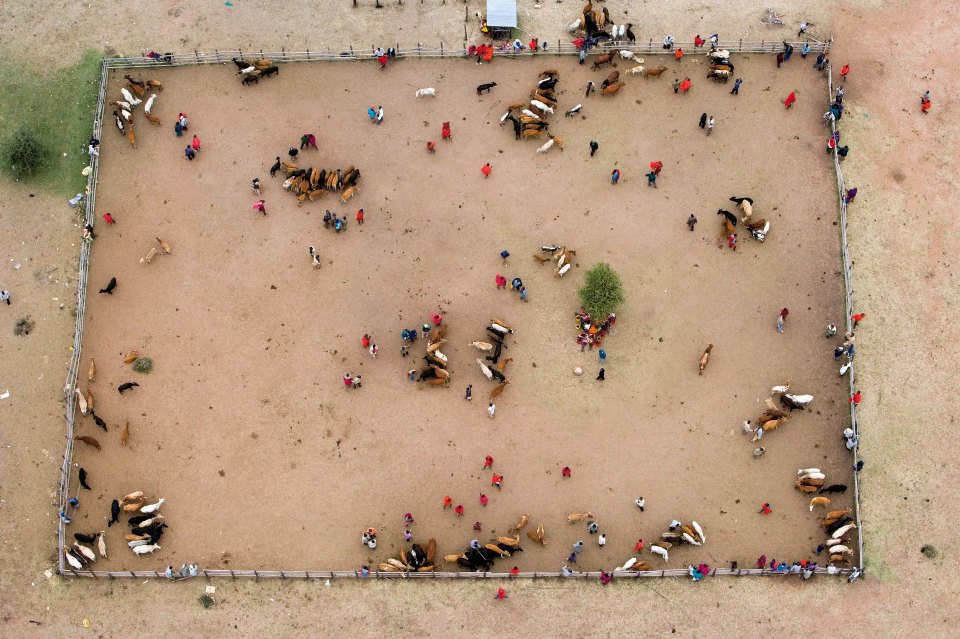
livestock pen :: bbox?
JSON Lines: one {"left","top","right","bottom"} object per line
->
{"left": 58, "top": 41, "right": 865, "bottom": 581}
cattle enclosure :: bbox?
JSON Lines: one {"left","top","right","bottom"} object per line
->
{"left": 59, "top": 44, "right": 863, "bottom": 580}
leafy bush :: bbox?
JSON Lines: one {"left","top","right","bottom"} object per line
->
{"left": 132, "top": 357, "right": 153, "bottom": 373}
{"left": 3, "top": 128, "right": 47, "bottom": 179}
{"left": 578, "top": 263, "right": 625, "bottom": 320}
{"left": 199, "top": 594, "right": 215, "bottom": 609}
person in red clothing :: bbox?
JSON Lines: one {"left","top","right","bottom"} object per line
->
{"left": 495, "top": 588, "right": 507, "bottom": 600}
{"left": 441, "top": 121, "right": 452, "bottom": 139}
{"left": 361, "top": 334, "right": 371, "bottom": 348}
{"left": 454, "top": 504, "right": 464, "bottom": 516}
{"left": 675, "top": 47, "right": 683, "bottom": 61}
{"left": 191, "top": 135, "right": 201, "bottom": 152}
{"left": 635, "top": 539, "right": 644, "bottom": 552}
{"left": 356, "top": 209, "right": 364, "bottom": 224}
{"left": 426, "top": 140, "right": 436, "bottom": 152}
{"left": 562, "top": 466, "right": 572, "bottom": 478}
{"left": 479, "top": 493, "right": 489, "bottom": 506}
{"left": 496, "top": 274, "right": 507, "bottom": 289}
{"left": 491, "top": 473, "right": 503, "bottom": 489}
{"left": 852, "top": 312, "right": 866, "bottom": 327}
{"left": 481, "top": 162, "right": 493, "bottom": 178}
{"left": 679, "top": 77, "right": 692, "bottom": 93}
{"left": 784, "top": 91, "right": 797, "bottom": 108}
{"left": 850, "top": 391, "right": 862, "bottom": 405}
{"left": 650, "top": 160, "right": 664, "bottom": 175}
{"left": 483, "top": 455, "right": 494, "bottom": 469}
{"left": 102, "top": 212, "right": 116, "bottom": 225}
{"left": 759, "top": 502, "right": 772, "bottom": 515}
{"left": 728, "top": 233, "right": 737, "bottom": 251}
{"left": 694, "top": 35, "right": 706, "bottom": 47}
{"left": 510, "top": 566, "right": 519, "bottom": 576}
{"left": 840, "top": 64, "right": 850, "bottom": 81}
{"left": 251, "top": 199, "right": 266, "bottom": 215}
{"left": 442, "top": 496, "right": 452, "bottom": 509}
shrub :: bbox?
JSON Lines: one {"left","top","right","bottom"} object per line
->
{"left": 199, "top": 594, "right": 215, "bottom": 609}
{"left": 3, "top": 128, "right": 47, "bottom": 179}
{"left": 921, "top": 545, "right": 938, "bottom": 559}
{"left": 14, "top": 316, "right": 35, "bottom": 336}
{"left": 132, "top": 357, "right": 153, "bottom": 373}
{"left": 578, "top": 263, "right": 625, "bottom": 320}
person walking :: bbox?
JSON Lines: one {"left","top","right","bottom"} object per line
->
{"left": 376, "top": 106, "right": 384, "bottom": 125}
{"left": 852, "top": 312, "right": 866, "bottom": 327}
{"left": 184, "top": 145, "right": 196, "bottom": 160}
{"left": 0, "top": 290, "right": 10, "bottom": 306}
{"left": 356, "top": 208, "right": 364, "bottom": 224}
{"left": 611, "top": 168, "right": 621, "bottom": 184}
{"left": 707, "top": 116, "right": 714, "bottom": 136}
{"left": 759, "top": 502, "right": 772, "bottom": 515}
{"left": 699, "top": 113, "right": 707, "bottom": 129}
{"left": 921, "top": 90, "right": 932, "bottom": 114}
{"left": 845, "top": 187, "right": 858, "bottom": 204}
{"left": 687, "top": 214, "right": 697, "bottom": 231}
{"left": 679, "top": 77, "right": 692, "bottom": 94}
{"left": 251, "top": 177, "right": 260, "bottom": 196}
{"left": 798, "top": 21, "right": 813, "bottom": 37}
{"left": 731, "top": 78, "right": 742, "bottom": 94}
{"left": 645, "top": 171, "right": 657, "bottom": 187}
{"left": 673, "top": 77, "right": 681, "bottom": 94}
{"left": 801, "top": 43, "right": 811, "bottom": 58}
{"left": 481, "top": 163, "right": 493, "bottom": 178}
{"left": 825, "top": 323, "right": 838, "bottom": 337}
{"left": 495, "top": 274, "right": 507, "bottom": 289}
{"left": 102, "top": 212, "right": 116, "bottom": 225}
{"left": 840, "top": 64, "right": 850, "bottom": 81}
{"left": 465, "top": 385, "right": 473, "bottom": 401}
{"left": 598, "top": 348, "right": 607, "bottom": 365}
{"left": 251, "top": 199, "right": 266, "bottom": 215}
{"left": 483, "top": 455, "right": 493, "bottom": 469}
{"left": 675, "top": 47, "right": 683, "bottom": 62}
{"left": 777, "top": 314, "right": 785, "bottom": 333}
{"left": 694, "top": 34, "right": 706, "bottom": 47}
{"left": 783, "top": 42, "right": 794, "bottom": 61}
{"left": 776, "top": 51, "right": 784, "bottom": 68}
{"left": 728, "top": 233, "right": 737, "bottom": 251}
{"left": 784, "top": 91, "right": 797, "bottom": 109}
{"left": 589, "top": 140, "right": 599, "bottom": 157}
{"left": 191, "top": 135, "right": 201, "bottom": 153}
{"left": 487, "top": 401, "right": 496, "bottom": 418}
{"left": 596, "top": 367, "right": 605, "bottom": 381}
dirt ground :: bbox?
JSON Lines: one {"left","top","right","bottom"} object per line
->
{"left": 1, "top": 1, "right": 959, "bottom": 637}
{"left": 75, "top": 54, "right": 846, "bottom": 574}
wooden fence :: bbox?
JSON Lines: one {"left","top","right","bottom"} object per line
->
{"left": 58, "top": 39, "right": 863, "bottom": 581}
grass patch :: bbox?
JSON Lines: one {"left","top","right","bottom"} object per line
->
{"left": 198, "top": 594, "right": 216, "bottom": 609}
{"left": 0, "top": 50, "right": 101, "bottom": 196}
{"left": 132, "top": 356, "right": 154, "bottom": 373}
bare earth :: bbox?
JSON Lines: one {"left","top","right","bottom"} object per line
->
{"left": 1, "top": 1, "right": 959, "bottom": 637}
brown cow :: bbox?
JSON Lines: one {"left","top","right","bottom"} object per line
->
{"left": 643, "top": 65, "right": 668, "bottom": 78}
{"left": 591, "top": 53, "right": 614, "bottom": 69}
{"left": 601, "top": 81, "right": 626, "bottom": 96}
{"left": 601, "top": 71, "right": 620, "bottom": 89}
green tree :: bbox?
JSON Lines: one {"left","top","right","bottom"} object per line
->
{"left": 3, "top": 127, "right": 47, "bottom": 179}
{"left": 578, "top": 263, "right": 625, "bottom": 319}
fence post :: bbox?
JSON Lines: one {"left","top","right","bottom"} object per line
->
{"left": 307, "top": 49, "right": 311, "bottom": 60}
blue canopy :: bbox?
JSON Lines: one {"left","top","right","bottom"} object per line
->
{"left": 486, "top": 0, "right": 517, "bottom": 28}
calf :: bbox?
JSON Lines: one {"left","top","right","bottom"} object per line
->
{"left": 476, "top": 82, "right": 498, "bottom": 95}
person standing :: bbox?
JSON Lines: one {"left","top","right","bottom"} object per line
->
{"left": 679, "top": 77, "right": 692, "bottom": 93}
{"left": 487, "top": 401, "right": 496, "bottom": 418}
{"left": 178, "top": 113, "right": 188, "bottom": 130}
{"left": 921, "top": 90, "right": 931, "bottom": 114}
{"left": 191, "top": 135, "right": 201, "bottom": 153}
{"left": 481, "top": 163, "right": 493, "bottom": 178}
{"left": 102, "top": 212, "right": 116, "bottom": 225}
{"left": 465, "top": 385, "right": 473, "bottom": 401}
{"left": 356, "top": 208, "right": 364, "bottom": 225}
{"left": 731, "top": 78, "right": 742, "bottom": 94}
{"left": 675, "top": 47, "right": 683, "bottom": 62}
{"left": 376, "top": 106, "right": 384, "bottom": 125}
{"left": 707, "top": 116, "right": 715, "bottom": 136}
{"left": 184, "top": 145, "right": 196, "bottom": 161}
{"left": 801, "top": 43, "right": 811, "bottom": 58}
{"left": 673, "top": 77, "right": 681, "bottom": 94}
{"left": 687, "top": 214, "right": 697, "bottom": 231}
{"left": 783, "top": 42, "right": 794, "bottom": 61}
{"left": 611, "top": 168, "right": 620, "bottom": 184}
{"left": 784, "top": 91, "right": 797, "bottom": 109}
{"left": 251, "top": 199, "right": 266, "bottom": 215}
{"left": 694, "top": 34, "right": 706, "bottom": 47}
{"left": 699, "top": 112, "right": 708, "bottom": 129}
{"left": 645, "top": 171, "right": 657, "bottom": 187}
{"left": 840, "top": 64, "right": 850, "bottom": 81}
{"left": 598, "top": 348, "right": 607, "bottom": 365}
{"left": 596, "top": 367, "right": 605, "bottom": 381}
{"left": 776, "top": 314, "right": 785, "bottom": 333}
{"left": 589, "top": 140, "right": 599, "bottom": 157}
{"left": 251, "top": 178, "right": 260, "bottom": 196}
{"left": 0, "top": 290, "right": 10, "bottom": 306}
{"left": 728, "top": 233, "right": 737, "bottom": 251}
{"left": 845, "top": 187, "right": 858, "bottom": 204}
{"left": 776, "top": 51, "right": 784, "bottom": 68}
